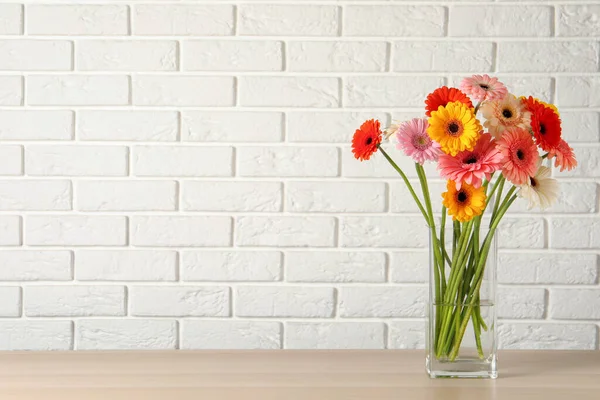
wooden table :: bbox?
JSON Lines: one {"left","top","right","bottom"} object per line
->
{"left": 0, "top": 350, "right": 598, "bottom": 399}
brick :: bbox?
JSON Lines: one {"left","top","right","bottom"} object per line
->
{"left": 551, "top": 218, "right": 600, "bottom": 249}
{"left": 0, "top": 40, "right": 71, "bottom": 71}
{"left": 0, "top": 76, "right": 22, "bottom": 106}
{"left": 76, "top": 250, "right": 177, "bottom": 281}
{"left": 557, "top": 77, "right": 600, "bottom": 107}
{"left": 0, "top": 216, "right": 21, "bottom": 246}
{"left": 130, "top": 286, "right": 230, "bottom": 317}
{"left": 288, "top": 41, "right": 386, "bottom": 72}
{"left": 339, "top": 287, "right": 427, "bottom": 317}
{"left": 499, "top": 42, "right": 599, "bottom": 73}
{"left": 450, "top": 6, "right": 551, "bottom": 37}
{"left": 498, "top": 253, "right": 598, "bottom": 285}
{"left": 560, "top": 112, "right": 599, "bottom": 143}
{"left": 182, "top": 111, "right": 283, "bottom": 142}
{"left": 393, "top": 42, "right": 493, "bottom": 72}
{"left": 389, "top": 321, "right": 426, "bottom": 349}
{"left": 498, "top": 287, "right": 546, "bottom": 319}
{"left": 78, "top": 111, "right": 178, "bottom": 142}
{"left": 0, "top": 146, "right": 22, "bottom": 175}
{"left": 0, "top": 180, "right": 71, "bottom": 210}
{"left": 131, "top": 216, "right": 232, "bottom": 247}
{"left": 28, "top": 5, "right": 128, "bottom": 35}
{"left": 558, "top": 5, "right": 600, "bottom": 36}
{"left": 390, "top": 251, "right": 429, "bottom": 283}
{"left": 182, "top": 41, "right": 282, "bottom": 71}
{"left": 27, "top": 75, "right": 129, "bottom": 106}
{"left": 390, "top": 180, "right": 445, "bottom": 213}
{"left": 236, "top": 286, "right": 334, "bottom": 318}
{"left": 551, "top": 289, "right": 600, "bottom": 320}
{"left": 76, "top": 180, "right": 176, "bottom": 211}
{"left": 498, "top": 218, "right": 545, "bottom": 249}
{"left": 76, "top": 320, "right": 177, "bottom": 350}
{"left": 487, "top": 77, "right": 553, "bottom": 102}
{"left": 26, "top": 215, "right": 127, "bottom": 246}
{"left": 345, "top": 6, "right": 445, "bottom": 37}
{"left": 182, "top": 321, "right": 281, "bottom": 349}
{"left": 287, "top": 112, "right": 389, "bottom": 143}
{"left": 132, "top": 146, "right": 233, "bottom": 177}
{"left": 287, "top": 181, "right": 387, "bottom": 213}
{"left": 181, "top": 181, "right": 282, "bottom": 212}
{"left": 133, "top": 5, "right": 234, "bottom": 36}
{"left": 286, "top": 251, "right": 386, "bottom": 283}
{"left": 24, "top": 286, "right": 125, "bottom": 317}
{"left": 0, "top": 287, "right": 21, "bottom": 317}
{"left": 239, "top": 5, "right": 338, "bottom": 36}
{"left": 26, "top": 145, "right": 128, "bottom": 176}
{"left": 345, "top": 76, "right": 445, "bottom": 107}
{"left": 133, "top": 76, "right": 235, "bottom": 106}
{"left": 181, "top": 251, "right": 282, "bottom": 282}
{"left": 511, "top": 182, "right": 597, "bottom": 214}
{"left": 0, "top": 321, "right": 72, "bottom": 351}
{"left": 556, "top": 147, "right": 599, "bottom": 178}
{"left": 240, "top": 77, "right": 339, "bottom": 107}
{"left": 236, "top": 216, "right": 336, "bottom": 247}
{"left": 286, "top": 322, "right": 385, "bottom": 349}
{"left": 238, "top": 146, "right": 338, "bottom": 177}
{"left": 0, "top": 4, "right": 22, "bottom": 35}
{"left": 0, "top": 111, "right": 73, "bottom": 140}
{"left": 498, "top": 323, "right": 596, "bottom": 350}
{"left": 340, "top": 217, "right": 428, "bottom": 248}
{"left": 0, "top": 251, "right": 72, "bottom": 281}
{"left": 77, "top": 40, "right": 177, "bottom": 71}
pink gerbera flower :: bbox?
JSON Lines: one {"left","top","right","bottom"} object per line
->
{"left": 438, "top": 133, "right": 503, "bottom": 189}
{"left": 496, "top": 128, "right": 539, "bottom": 185}
{"left": 460, "top": 74, "right": 508, "bottom": 102}
{"left": 394, "top": 118, "right": 441, "bottom": 165}
{"left": 548, "top": 139, "right": 577, "bottom": 172}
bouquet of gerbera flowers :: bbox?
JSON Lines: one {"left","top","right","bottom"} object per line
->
{"left": 351, "top": 75, "right": 577, "bottom": 364}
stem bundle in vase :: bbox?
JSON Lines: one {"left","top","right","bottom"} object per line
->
{"left": 350, "top": 75, "right": 578, "bottom": 372}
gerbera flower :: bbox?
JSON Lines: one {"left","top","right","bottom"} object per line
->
{"left": 425, "top": 86, "right": 473, "bottom": 117}
{"left": 352, "top": 119, "right": 382, "bottom": 161}
{"left": 548, "top": 139, "right": 577, "bottom": 172}
{"left": 521, "top": 96, "right": 560, "bottom": 117}
{"left": 427, "top": 101, "right": 482, "bottom": 156}
{"left": 442, "top": 181, "right": 487, "bottom": 222}
{"left": 522, "top": 97, "right": 562, "bottom": 151}
{"left": 460, "top": 74, "right": 508, "bottom": 102}
{"left": 496, "top": 128, "right": 539, "bottom": 185}
{"left": 518, "top": 164, "right": 559, "bottom": 210}
{"left": 394, "top": 118, "right": 441, "bottom": 165}
{"left": 480, "top": 94, "right": 531, "bottom": 139}
{"left": 438, "top": 133, "right": 503, "bottom": 189}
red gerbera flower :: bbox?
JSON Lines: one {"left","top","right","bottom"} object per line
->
{"left": 425, "top": 87, "right": 473, "bottom": 117}
{"left": 522, "top": 96, "right": 562, "bottom": 151}
{"left": 548, "top": 139, "right": 577, "bottom": 172}
{"left": 352, "top": 119, "right": 382, "bottom": 161}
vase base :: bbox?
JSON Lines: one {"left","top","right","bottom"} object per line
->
{"left": 426, "top": 355, "right": 497, "bottom": 379}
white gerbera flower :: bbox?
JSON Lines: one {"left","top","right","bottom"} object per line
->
{"left": 518, "top": 164, "right": 559, "bottom": 209}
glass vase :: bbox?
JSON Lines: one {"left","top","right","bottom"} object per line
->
{"left": 426, "top": 218, "right": 498, "bottom": 379}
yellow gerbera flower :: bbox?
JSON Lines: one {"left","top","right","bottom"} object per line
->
{"left": 442, "top": 180, "right": 486, "bottom": 222}
{"left": 427, "top": 101, "right": 482, "bottom": 156}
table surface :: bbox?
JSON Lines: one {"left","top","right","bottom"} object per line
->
{"left": 0, "top": 350, "right": 598, "bottom": 400}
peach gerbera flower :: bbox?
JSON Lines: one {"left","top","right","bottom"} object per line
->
{"left": 496, "top": 128, "right": 539, "bottom": 185}
{"left": 481, "top": 94, "right": 532, "bottom": 139}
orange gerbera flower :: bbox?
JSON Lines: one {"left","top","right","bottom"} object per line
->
{"left": 522, "top": 96, "right": 562, "bottom": 151}
{"left": 352, "top": 119, "right": 382, "bottom": 161}
{"left": 425, "top": 86, "right": 473, "bottom": 117}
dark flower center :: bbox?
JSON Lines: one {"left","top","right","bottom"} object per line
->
{"left": 457, "top": 191, "right": 468, "bottom": 203}
{"left": 479, "top": 84, "right": 490, "bottom": 90}
{"left": 502, "top": 109, "right": 513, "bottom": 119}
{"left": 465, "top": 156, "right": 478, "bottom": 164}
{"left": 516, "top": 149, "right": 525, "bottom": 160}
{"left": 539, "top": 124, "right": 546, "bottom": 135}
{"left": 366, "top": 137, "right": 373, "bottom": 145}
{"left": 448, "top": 122, "right": 460, "bottom": 134}
{"left": 530, "top": 177, "right": 537, "bottom": 187}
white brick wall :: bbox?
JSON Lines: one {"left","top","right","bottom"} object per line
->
{"left": 0, "top": 0, "right": 597, "bottom": 351}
